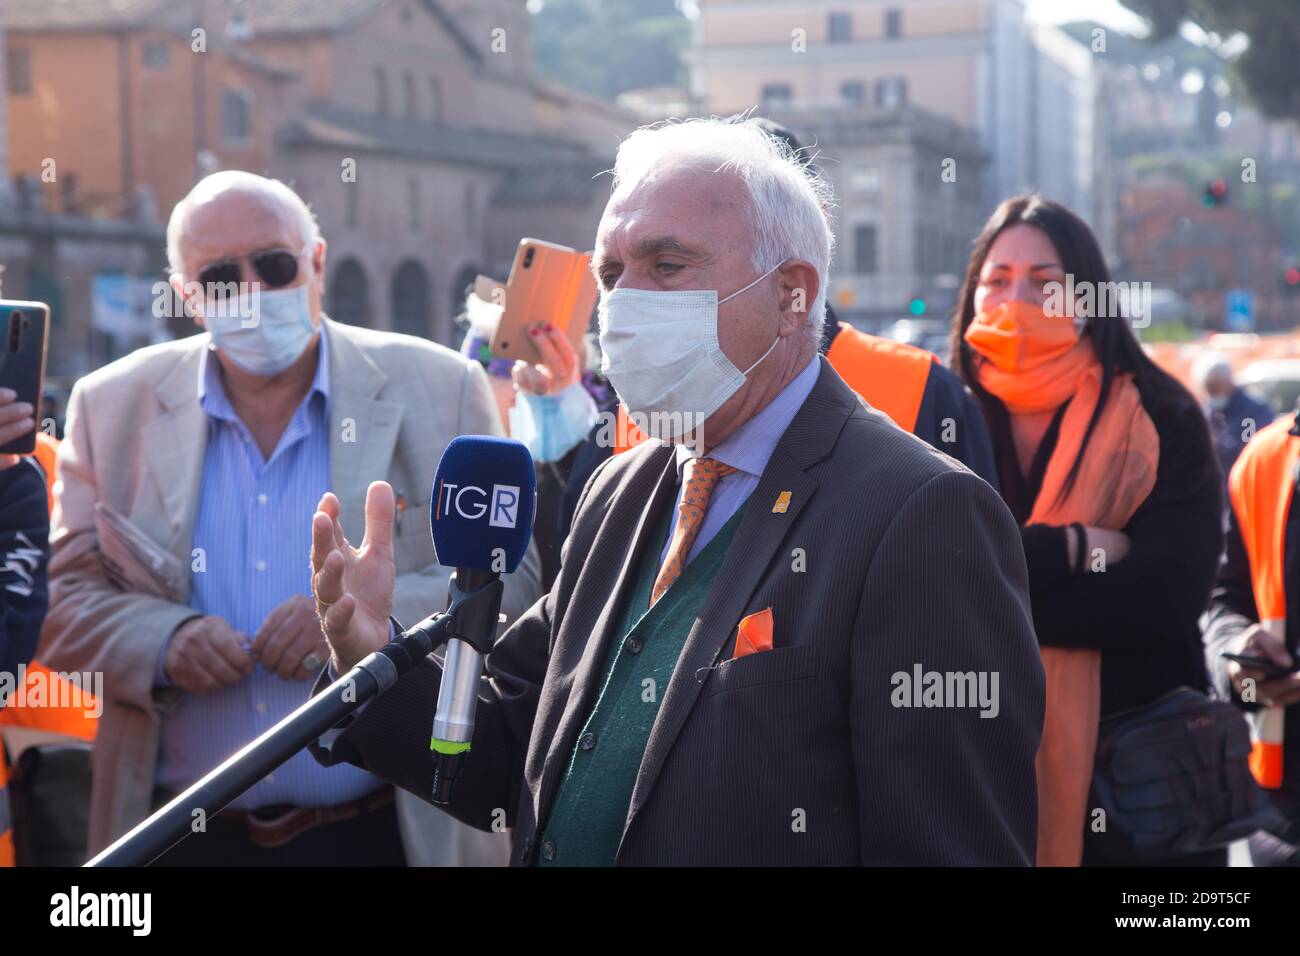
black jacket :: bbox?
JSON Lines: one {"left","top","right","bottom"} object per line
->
{"left": 1207, "top": 387, "right": 1276, "bottom": 489}
{"left": 984, "top": 379, "right": 1222, "bottom": 716}
{"left": 313, "top": 358, "right": 1044, "bottom": 864}
{"left": 0, "top": 459, "right": 50, "bottom": 680}
{"left": 820, "top": 320, "right": 999, "bottom": 490}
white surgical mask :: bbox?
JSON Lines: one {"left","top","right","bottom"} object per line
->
{"left": 598, "top": 263, "right": 782, "bottom": 440}
{"left": 202, "top": 284, "right": 316, "bottom": 376}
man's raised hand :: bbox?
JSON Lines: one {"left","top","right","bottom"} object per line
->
{"left": 311, "top": 481, "right": 398, "bottom": 673}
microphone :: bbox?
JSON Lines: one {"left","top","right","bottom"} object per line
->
{"left": 428, "top": 435, "right": 536, "bottom": 804}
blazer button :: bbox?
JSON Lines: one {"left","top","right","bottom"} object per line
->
{"left": 625, "top": 636, "right": 643, "bottom": 654}
{"left": 541, "top": 840, "right": 557, "bottom": 862}
{"left": 579, "top": 731, "right": 597, "bottom": 751}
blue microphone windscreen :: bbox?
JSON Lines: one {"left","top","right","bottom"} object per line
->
{"left": 430, "top": 435, "right": 536, "bottom": 573}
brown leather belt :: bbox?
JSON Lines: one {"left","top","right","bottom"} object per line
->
{"left": 215, "top": 786, "right": 394, "bottom": 849}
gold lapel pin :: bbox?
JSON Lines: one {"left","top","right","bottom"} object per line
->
{"left": 772, "top": 490, "right": 792, "bottom": 514}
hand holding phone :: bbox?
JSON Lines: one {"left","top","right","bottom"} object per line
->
{"left": 0, "top": 387, "right": 36, "bottom": 468}
{"left": 512, "top": 322, "right": 580, "bottom": 397}
{"left": 490, "top": 239, "right": 596, "bottom": 366}
{"left": 1221, "top": 651, "right": 1298, "bottom": 681}
{"left": 0, "top": 301, "right": 49, "bottom": 457}
{"left": 1223, "top": 621, "right": 1300, "bottom": 707}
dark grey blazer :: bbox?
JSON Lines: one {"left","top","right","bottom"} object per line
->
{"left": 313, "top": 356, "right": 1045, "bottom": 865}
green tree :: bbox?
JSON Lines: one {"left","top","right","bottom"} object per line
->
{"left": 1120, "top": 0, "right": 1300, "bottom": 120}
{"left": 531, "top": 0, "right": 689, "bottom": 100}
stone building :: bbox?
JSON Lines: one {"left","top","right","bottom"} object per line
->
{"left": 0, "top": 0, "right": 165, "bottom": 384}
{"left": 684, "top": 0, "right": 1114, "bottom": 259}
{"left": 763, "top": 105, "right": 989, "bottom": 325}
{"left": 4, "top": 0, "right": 635, "bottom": 372}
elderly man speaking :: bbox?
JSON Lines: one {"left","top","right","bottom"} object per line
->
{"left": 310, "top": 120, "right": 1045, "bottom": 865}
{"left": 40, "top": 170, "right": 540, "bottom": 865}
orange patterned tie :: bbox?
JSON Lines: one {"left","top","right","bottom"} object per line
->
{"left": 651, "top": 457, "right": 737, "bottom": 606}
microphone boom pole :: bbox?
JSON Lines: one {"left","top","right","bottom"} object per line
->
{"left": 86, "top": 609, "right": 457, "bottom": 867}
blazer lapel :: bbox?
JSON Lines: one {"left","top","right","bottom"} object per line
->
{"left": 623, "top": 357, "right": 861, "bottom": 833}
{"left": 534, "top": 443, "right": 678, "bottom": 827}
{"left": 621, "top": 448, "right": 816, "bottom": 830}
{"left": 325, "top": 320, "right": 404, "bottom": 541}
{"left": 140, "top": 342, "right": 209, "bottom": 576}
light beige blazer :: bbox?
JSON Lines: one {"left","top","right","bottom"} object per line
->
{"left": 38, "top": 317, "right": 541, "bottom": 862}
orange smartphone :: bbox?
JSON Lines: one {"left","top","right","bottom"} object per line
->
{"left": 490, "top": 239, "right": 597, "bottom": 365}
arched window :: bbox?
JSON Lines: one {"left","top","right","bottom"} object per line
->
{"left": 391, "top": 259, "right": 432, "bottom": 338}
{"left": 329, "top": 258, "right": 371, "bottom": 327}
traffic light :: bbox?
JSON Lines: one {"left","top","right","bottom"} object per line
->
{"left": 1283, "top": 266, "right": 1300, "bottom": 295}
{"left": 908, "top": 296, "right": 927, "bottom": 317}
{"left": 1203, "top": 179, "right": 1229, "bottom": 207}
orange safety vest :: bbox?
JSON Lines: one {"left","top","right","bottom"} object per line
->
{"left": 1226, "top": 413, "right": 1300, "bottom": 789}
{"left": 1, "top": 433, "right": 99, "bottom": 865}
{"left": 824, "top": 323, "right": 935, "bottom": 434}
{"left": 32, "top": 432, "right": 59, "bottom": 513}
{"left": 610, "top": 323, "right": 936, "bottom": 457}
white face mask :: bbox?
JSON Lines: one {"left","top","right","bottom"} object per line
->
{"left": 598, "top": 263, "right": 782, "bottom": 441}
{"left": 202, "top": 284, "right": 316, "bottom": 377}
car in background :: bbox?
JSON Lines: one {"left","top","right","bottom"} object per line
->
{"left": 1236, "top": 359, "right": 1300, "bottom": 416}
{"left": 882, "top": 318, "right": 952, "bottom": 362}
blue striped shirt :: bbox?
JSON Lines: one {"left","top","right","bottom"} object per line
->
{"left": 156, "top": 329, "right": 381, "bottom": 808}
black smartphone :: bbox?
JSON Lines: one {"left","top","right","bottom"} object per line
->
{"left": 1220, "top": 651, "right": 1298, "bottom": 680}
{"left": 0, "top": 300, "right": 50, "bottom": 455}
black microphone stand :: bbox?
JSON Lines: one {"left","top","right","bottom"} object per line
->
{"left": 85, "top": 576, "right": 502, "bottom": 867}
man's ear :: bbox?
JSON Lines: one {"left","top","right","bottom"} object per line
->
{"left": 777, "top": 259, "right": 820, "bottom": 333}
{"left": 313, "top": 238, "right": 328, "bottom": 279}
{"left": 170, "top": 273, "right": 204, "bottom": 329}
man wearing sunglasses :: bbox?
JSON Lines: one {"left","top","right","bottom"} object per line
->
{"left": 37, "top": 170, "right": 541, "bottom": 866}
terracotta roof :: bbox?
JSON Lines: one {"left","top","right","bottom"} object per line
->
{"left": 5, "top": 0, "right": 171, "bottom": 30}
{"left": 276, "top": 101, "right": 598, "bottom": 170}
{"left": 6, "top": 0, "right": 480, "bottom": 60}
{"left": 492, "top": 159, "right": 613, "bottom": 205}
{"left": 224, "top": 43, "right": 299, "bottom": 81}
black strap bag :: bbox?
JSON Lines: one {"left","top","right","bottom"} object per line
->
{"left": 1089, "top": 686, "right": 1283, "bottom": 861}
{"left": 8, "top": 741, "right": 94, "bottom": 866}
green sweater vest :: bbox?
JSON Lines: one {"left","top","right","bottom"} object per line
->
{"left": 537, "top": 496, "right": 749, "bottom": 867}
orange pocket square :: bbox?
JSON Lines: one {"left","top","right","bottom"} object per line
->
{"left": 731, "top": 607, "right": 774, "bottom": 659}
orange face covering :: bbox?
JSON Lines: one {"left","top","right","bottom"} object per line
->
{"left": 964, "top": 300, "right": 1091, "bottom": 415}
{"left": 965, "top": 299, "right": 1079, "bottom": 370}
{"left": 966, "top": 298, "right": 1162, "bottom": 867}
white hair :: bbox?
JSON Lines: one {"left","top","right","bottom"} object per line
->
{"left": 166, "top": 170, "right": 320, "bottom": 277}
{"left": 461, "top": 289, "right": 504, "bottom": 337}
{"left": 1192, "top": 350, "right": 1232, "bottom": 385}
{"left": 609, "top": 117, "right": 836, "bottom": 346}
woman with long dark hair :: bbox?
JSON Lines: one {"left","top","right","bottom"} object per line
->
{"left": 950, "top": 195, "right": 1222, "bottom": 866}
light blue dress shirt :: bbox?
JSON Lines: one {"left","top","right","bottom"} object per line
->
{"left": 660, "top": 356, "right": 820, "bottom": 569}
{"left": 156, "top": 329, "right": 381, "bottom": 809}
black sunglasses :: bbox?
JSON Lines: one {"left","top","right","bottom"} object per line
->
{"left": 197, "top": 246, "right": 307, "bottom": 295}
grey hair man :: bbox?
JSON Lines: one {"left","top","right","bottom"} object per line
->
{"left": 1193, "top": 350, "right": 1276, "bottom": 481}
{"left": 308, "top": 119, "right": 1044, "bottom": 865}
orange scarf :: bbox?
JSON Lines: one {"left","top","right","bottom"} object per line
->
{"left": 966, "top": 301, "right": 1161, "bottom": 866}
